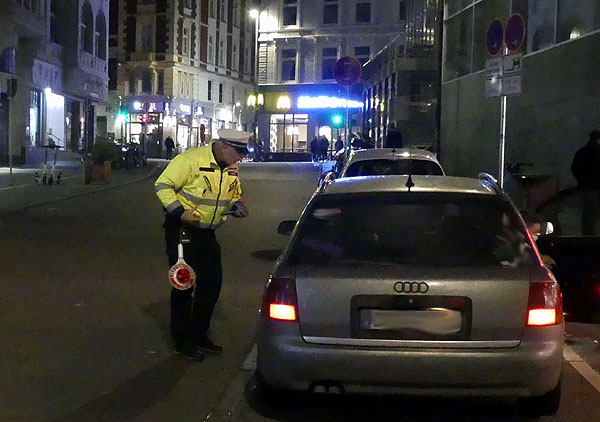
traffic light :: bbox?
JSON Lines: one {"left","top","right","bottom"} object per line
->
{"left": 332, "top": 114, "right": 343, "bottom": 127}
{"left": 141, "top": 113, "right": 149, "bottom": 124}
{"left": 116, "top": 107, "right": 128, "bottom": 124}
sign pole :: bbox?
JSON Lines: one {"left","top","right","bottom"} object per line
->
{"left": 8, "top": 97, "right": 13, "bottom": 186}
{"left": 345, "top": 86, "right": 350, "bottom": 160}
{"left": 499, "top": 89, "right": 507, "bottom": 189}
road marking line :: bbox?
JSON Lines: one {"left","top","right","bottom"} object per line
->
{"left": 564, "top": 345, "right": 600, "bottom": 393}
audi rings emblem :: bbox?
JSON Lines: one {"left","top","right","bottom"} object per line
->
{"left": 394, "top": 281, "right": 429, "bottom": 294}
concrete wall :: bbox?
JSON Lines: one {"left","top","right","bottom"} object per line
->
{"left": 441, "top": 32, "right": 600, "bottom": 190}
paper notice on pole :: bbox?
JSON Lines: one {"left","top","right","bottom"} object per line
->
{"left": 502, "top": 74, "right": 522, "bottom": 95}
{"left": 485, "top": 58, "right": 503, "bottom": 98}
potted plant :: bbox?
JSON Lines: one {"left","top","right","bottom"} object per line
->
{"left": 84, "top": 138, "right": 120, "bottom": 184}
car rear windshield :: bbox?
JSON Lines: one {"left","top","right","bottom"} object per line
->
{"left": 290, "top": 192, "right": 535, "bottom": 267}
{"left": 344, "top": 159, "right": 444, "bottom": 177}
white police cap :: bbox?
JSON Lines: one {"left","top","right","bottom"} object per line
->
{"left": 217, "top": 129, "right": 252, "bottom": 149}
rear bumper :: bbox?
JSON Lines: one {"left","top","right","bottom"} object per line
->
{"left": 256, "top": 319, "right": 563, "bottom": 397}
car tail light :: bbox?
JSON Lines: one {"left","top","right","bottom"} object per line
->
{"left": 261, "top": 277, "right": 298, "bottom": 321}
{"left": 527, "top": 270, "right": 563, "bottom": 326}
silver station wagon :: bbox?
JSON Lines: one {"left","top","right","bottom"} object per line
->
{"left": 256, "top": 174, "right": 564, "bottom": 416}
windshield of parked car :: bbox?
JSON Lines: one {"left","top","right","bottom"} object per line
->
{"left": 290, "top": 192, "right": 534, "bottom": 267}
{"left": 344, "top": 159, "right": 443, "bottom": 177}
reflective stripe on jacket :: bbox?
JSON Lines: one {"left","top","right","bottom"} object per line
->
{"left": 154, "top": 141, "right": 243, "bottom": 229}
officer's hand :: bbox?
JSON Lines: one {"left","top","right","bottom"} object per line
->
{"left": 181, "top": 208, "right": 201, "bottom": 224}
{"left": 542, "top": 254, "right": 556, "bottom": 270}
{"left": 231, "top": 201, "right": 249, "bottom": 218}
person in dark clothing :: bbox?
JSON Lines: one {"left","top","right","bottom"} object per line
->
{"left": 319, "top": 136, "right": 330, "bottom": 161}
{"left": 571, "top": 130, "right": 600, "bottom": 235}
{"left": 310, "top": 136, "right": 319, "bottom": 161}
{"left": 165, "top": 136, "right": 175, "bottom": 160}
{"left": 572, "top": 130, "right": 600, "bottom": 187}
{"left": 384, "top": 129, "right": 403, "bottom": 149}
{"left": 335, "top": 136, "right": 343, "bottom": 153}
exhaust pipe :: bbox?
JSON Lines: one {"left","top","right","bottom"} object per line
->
{"left": 310, "top": 381, "right": 345, "bottom": 395}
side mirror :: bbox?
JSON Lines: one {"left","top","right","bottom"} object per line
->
{"left": 277, "top": 220, "right": 297, "bottom": 236}
{"left": 543, "top": 221, "right": 554, "bottom": 235}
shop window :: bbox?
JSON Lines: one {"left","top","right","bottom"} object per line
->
{"left": 218, "top": 39, "right": 225, "bottom": 67}
{"left": 283, "top": 0, "right": 298, "bottom": 26}
{"left": 28, "top": 90, "right": 41, "bottom": 147}
{"left": 81, "top": 2, "right": 94, "bottom": 54}
{"left": 233, "top": 0, "right": 240, "bottom": 27}
{"left": 556, "top": 0, "right": 597, "bottom": 43}
{"left": 354, "top": 46, "right": 370, "bottom": 65}
{"left": 233, "top": 43, "right": 238, "bottom": 71}
{"left": 269, "top": 114, "right": 308, "bottom": 153}
{"left": 158, "top": 70, "right": 164, "bottom": 94}
{"left": 141, "top": 24, "right": 153, "bottom": 52}
{"left": 220, "top": 0, "right": 226, "bottom": 22}
{"left": 208, "top": 36, "right": 214, "bottom": 64}
{"left": 528, "top": 0, "right": 556, "bottom": 52}
{"left": 323, "top": 0, "right": 338, "bottom": 25}
{"left": 129, "top": 74, "right": 137, "bottom": 93}
{"left": 443, "top": 7, "right": 473, "bottom": 81}
{"left": 183, "top": 27, "right": 189, "bottom": 56}
{"left": 96, "top": 11, "right": 107, "bottom": 60}
{"left": 50, "top": 0, "right": 58, "bottom": 43}
{"left": 142, "top": 70, "right": 152, "bottom": 93}
{"left": 281, "top": 49, "right": 296, "bottom": 81}
{"left": 356, "top": 2, "right": 371, "bottom": 24}
{"left": 321, "top": 47, "right": 338, "bottom": 80}
{"left": 108, "top": 58, "right": 118, "bottom": 90}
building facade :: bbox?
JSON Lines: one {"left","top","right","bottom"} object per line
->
{"left": 254, "top": 0, "right": 407, "bottom": 155}
{"left": 0, "top": 0, "right": 109, "bottom": 165}
{"left": 441, "top": 0, "right": 600, "bottom": 193}
{"left": 361, "top": 0, "right": 441, "bottom": 150}
{"left": 102, "top": 0, "right": 257, "bottom": 157}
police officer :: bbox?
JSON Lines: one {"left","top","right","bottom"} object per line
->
{"left": 155, "top": 129, "right": 250, "bottom": 360}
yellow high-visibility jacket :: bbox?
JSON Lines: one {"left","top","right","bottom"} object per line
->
{"left": 154, "top": 141, "right": 243, "bottom": 229}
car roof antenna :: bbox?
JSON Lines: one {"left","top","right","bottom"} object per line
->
{"left": 405, "top": 174, "right": 415, "bottom": 191}
{"left": 405, "top": 129, "right": 414, "bottom": 191}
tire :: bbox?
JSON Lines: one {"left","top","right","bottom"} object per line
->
{"left": 519, "top": 377, "right": 561, "bottom": 416}
{"left": 251, "top": 370, "right": 284, "bottom": 404}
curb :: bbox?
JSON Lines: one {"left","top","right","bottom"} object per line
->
{"left": 0, "top": 164, "right": 162, "bottom": 215}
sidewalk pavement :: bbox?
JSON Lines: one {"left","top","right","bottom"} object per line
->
{"left": 0, "top": 159, "right": 165, "bottom": 214}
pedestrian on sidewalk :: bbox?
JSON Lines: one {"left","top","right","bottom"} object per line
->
{"left": 155, "top": 129, "right": 251, "bottom": 361}
{"left": 571, "top": 129, "right": 600, "bottom": 235}
{"left": 164, "top": 136, "right": 175, "bottom": 160}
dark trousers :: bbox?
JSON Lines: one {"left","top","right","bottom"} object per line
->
{"left": 164, "top": 216, "right": 222, "bottom": 344}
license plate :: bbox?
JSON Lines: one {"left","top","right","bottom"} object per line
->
{"left": 360, "top": 308, "right": 462, "bottom": 334}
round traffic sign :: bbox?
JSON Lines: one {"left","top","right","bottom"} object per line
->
{"left": 333, "top": 56, "right": 362, "bottom": 87}
{"left": 505, "top": 14, "right": 525, "bottom": 52}
{"left": 487, "top": 19, "right": 503, "bottom": 56}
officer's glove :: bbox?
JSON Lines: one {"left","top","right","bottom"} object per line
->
{"left": 230, "top": 200, "right": 249, "bottom": 218}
